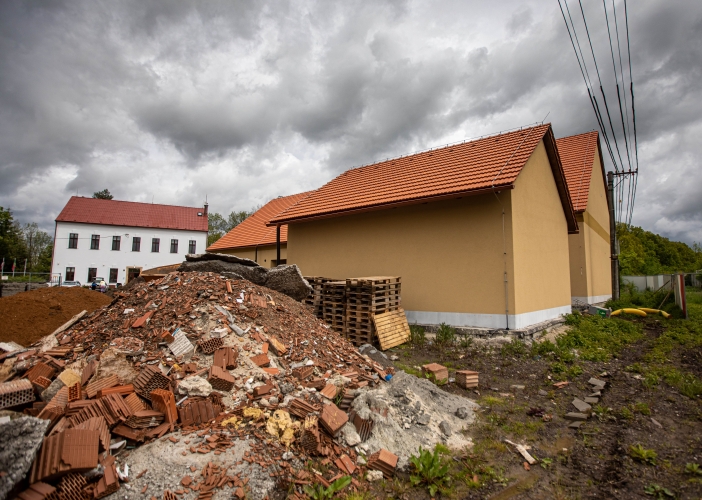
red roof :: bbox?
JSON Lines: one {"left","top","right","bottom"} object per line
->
{"left": 207, "top": 192, "right": 312, "bottom": 251}
{"left": 56, "top": 197, "right": 208, "bottom": 232}
{"left": 556, "top": 131, "right": 600, "bottom": 213}
{"left": 270, "top": 124, "right": 577, "bottom": 233}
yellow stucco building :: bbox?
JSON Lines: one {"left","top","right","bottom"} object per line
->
{"left": 557, "top": 132, "right": 613, "bottom": 305}
{"left": 270, "top": 124, "right": 579, "bottom": 330}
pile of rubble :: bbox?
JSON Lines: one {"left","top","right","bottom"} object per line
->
{"left": 0, "top": 270, "right": 477, "bottom": 500}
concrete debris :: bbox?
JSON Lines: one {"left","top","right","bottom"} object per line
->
{"left": 179, "top": 254, "right": 311, "bottom": 301}
{"left": 0, "top": 270, "right": 483, "bottom": 499}
{"left": 366, "top": 470, "right": 384, "bottom": 481}
{"left": 176, "top": 376, "right": 212, "bottom": 398}
{"left": 0, "top": 416, "right": 51, "bottom": 499}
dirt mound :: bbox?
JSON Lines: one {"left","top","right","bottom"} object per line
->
{"left": 0, "top": 286, "right": 111, "bottom": 346}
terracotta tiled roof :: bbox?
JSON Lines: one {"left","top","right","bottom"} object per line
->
{"left": 207, "top": 192, "right": 312, "bottom": 251}
{"left": 556, "top": 131, "right": 599, "bottom": 212}
{"left": 269, "top": 124, "right": 576, "bottom": 232}
{"left": 55, "top": 197, "right": 208, "bottom": 232}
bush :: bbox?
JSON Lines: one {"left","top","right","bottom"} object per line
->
{"left": 435, "top": 322, "right": 455, "bottom": 346}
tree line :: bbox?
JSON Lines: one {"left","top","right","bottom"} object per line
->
{"left": 618, "top": 223, "right": 702, "bottom": 276}
{"left": 207, "top": 207, "right": 259, "bottom": 247}
{"left": 0, "top": 207, "right": 53, "bottom": 274}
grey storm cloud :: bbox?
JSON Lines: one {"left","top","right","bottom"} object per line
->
{"left": 0, "top": 0, "right": 701, "bottom": 244}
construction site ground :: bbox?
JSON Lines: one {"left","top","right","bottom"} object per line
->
{"left": 381, "top": 292, "right": 702, "bottom": 500}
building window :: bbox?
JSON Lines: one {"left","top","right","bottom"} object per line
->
{"left": 65, "top": 267, "right": 75, "bottom": 281}
{"left": 112, "top": 236, "right": 121, "bottom": 251}
{"left": 132, "top": 236, "right": 141, "bottom": 252}
{"left": 170, "top": 239, "right": 178, "bottom": 253}
{"left": 87, "top": 268, "right": 97, "bottom": 282}
{"left": 151, "top": 238, "right": 160, "bottom": 252}
{"left": 68, "top": 233, "right": 78, "bottom": 249}
{"left": 109, "top": 268, "right": 118, "bottom": 283}
{"left": 90, "top": 234, "right": 100, "bottom": 250}
{"left": 188, "top": 240, "right": 196, "bottom": 254}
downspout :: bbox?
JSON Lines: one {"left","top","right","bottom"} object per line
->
{"left": 254, "top": 245, "right": 258, "bottom": 264}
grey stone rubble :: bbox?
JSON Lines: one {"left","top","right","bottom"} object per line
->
{"left": 0, "top": 416, "right": 51, "bottom": 500}
{"left": 178, "top": 254, "right": 312, "bottom": 301}
{"left": 572, "top": 398, "right": 592, "bottom": 413}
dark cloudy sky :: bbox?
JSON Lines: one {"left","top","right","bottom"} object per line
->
{"left": 1, "top": 0, "right": 701, "bottom": 244}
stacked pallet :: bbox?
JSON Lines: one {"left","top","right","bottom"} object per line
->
{"left": 321, "top": 281, "right": 347, "bottom": 334}
{"left": 304, "top": 276, "right": 403, "bottom": 347}
{"left": 303, "top": 277, "right": 336, "bottom": 317}
{"left": 344, "top": 277, "right": 401, "bottom": 346}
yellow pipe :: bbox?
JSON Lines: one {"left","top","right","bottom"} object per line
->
{"left": 637, "top": 307, "right": 671, "bottom": 319}
{"left": 611, "top": 308, "right": 647, "bottom": 317}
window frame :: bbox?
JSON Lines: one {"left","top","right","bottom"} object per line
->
{"left": 87, "top": 268, "right": 97, "bottom": 282}
{"left": 68, "top": 233, "right": 78, "bottom": 249}
{"left": 170, "top": 239, "right": 178, "bottom": 254}
{"left": 112, "top": 235, "right": 121, "bottom": 251}
{"left": 90, "top": 234, "right": 100, "bottom": 250}
{"left": 109, "top": 268, "right": 118, "bottom": 283}
{"left": 188, "top": 240, "right": 196, "bottom": 254}
{"left": 132, "top": 236, "right": 141, "bottom": 252}
{"left": 151, "top": 238, "right": 160, "bottom": 253}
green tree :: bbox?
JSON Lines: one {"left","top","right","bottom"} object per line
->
{"left": 0, "top": 207, "right": 28, "bottom": 273}
{"left": 617, "top": 223, "right": 702, "bottom": 275}
{"left": 207, "top": 207, "right": 258, "bottom": 247}
{"left": 21, "top": 223, "right": 52, "bottom": 271}
{"left": 35, "top": 243, "right": 53, "bottom": 273}
{"left": 93, "top": 189, "right": 113, "bottom": 199}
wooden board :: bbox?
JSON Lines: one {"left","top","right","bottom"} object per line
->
{"left": 373, "top": 307, "right": 411, "bottom": 351}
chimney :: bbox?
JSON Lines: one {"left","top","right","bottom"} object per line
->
{"left": 203, "top": 201, "right": 209, "bottom": 216}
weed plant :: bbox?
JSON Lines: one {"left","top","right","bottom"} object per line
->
{"left": 409, "top": 445, "right": 451, "bottom": 496}
{"left": 409, "top": 324, "right": 426, "bottom": 347}
{"left": 629, "top": 444, "right": 657, "bottom": 465}
{"left": 435, "top": 322, "right": 456, "bottom": 346}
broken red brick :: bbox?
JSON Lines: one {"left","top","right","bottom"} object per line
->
{"left": 421, "top": 363, "right": 448, "bottom": 383}
{"left": 250, "top": 354, "right": 270, "bottom": 367}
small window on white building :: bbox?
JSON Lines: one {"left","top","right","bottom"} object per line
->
{"left": 90, "top": 235, "right": 100, "bottom": 250}
{"left": 189, "top": 240, "right": 196, "bottom": 254}
{"left": 151, "top": 238, "right": 160, "bottom": 252}
{"left": 112, "top": 236, "right": 121, "bottom": 251}
{"left": 170, "top": 239, "right": 178, "bottom": 253}
{"left": 68, "top": 233, "right": 78, "bottom": 249}
{"left": 132, "top": 236, "right": 141, "bottom": 252}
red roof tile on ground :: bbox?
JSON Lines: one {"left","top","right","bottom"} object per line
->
{"left": 207, "top": 192, "right": 312, "bottom": 251}
{"left": 556, "top": 131, "right": 600, "bottom": 213}
{"left": 269, "top": 124, "right": 569, "bottom": 225}
{"left": 56, "top": 197, "right": 208, "bottom": 232}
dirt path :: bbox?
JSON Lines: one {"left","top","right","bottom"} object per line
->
{"left": 374, "top": 312, "right": 702, "bottom": 499}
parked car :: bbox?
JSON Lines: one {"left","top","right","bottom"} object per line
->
{"left": 62, "top": 281, "right": 82, "bottom": 287}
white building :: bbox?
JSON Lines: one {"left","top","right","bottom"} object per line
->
{"left": 52, "top": 197, "right": 208, "bottom": 286}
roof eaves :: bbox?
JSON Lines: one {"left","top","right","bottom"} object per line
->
{"left": 544, "top": 127, "right": 579, "bottom": 234}
{"left": 267, "top": 183, "right": 516, "bottom": 226}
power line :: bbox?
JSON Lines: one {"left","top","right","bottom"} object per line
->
{"left": 602, "top": 0, "right": 633, "bottom": 173}
{"left": 559, "top": 0, "right": 621, "bottom": 173}
{"left": 578, "top": 0, "right": 626, "bottom": 172}
{"left": 624, "top": 0, "right": 639, "bottom": 224}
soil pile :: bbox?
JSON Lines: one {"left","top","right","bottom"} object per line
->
{"left": 0, "top": 287, "right": 111, "bottom": 346}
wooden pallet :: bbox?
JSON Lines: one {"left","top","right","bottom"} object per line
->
{"left": 373, "top": 307, "right": 411, "bottom": 350}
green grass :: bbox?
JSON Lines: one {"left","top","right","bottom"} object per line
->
{"left": 624, "top": 301, "right": 702, "bottom": 398}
